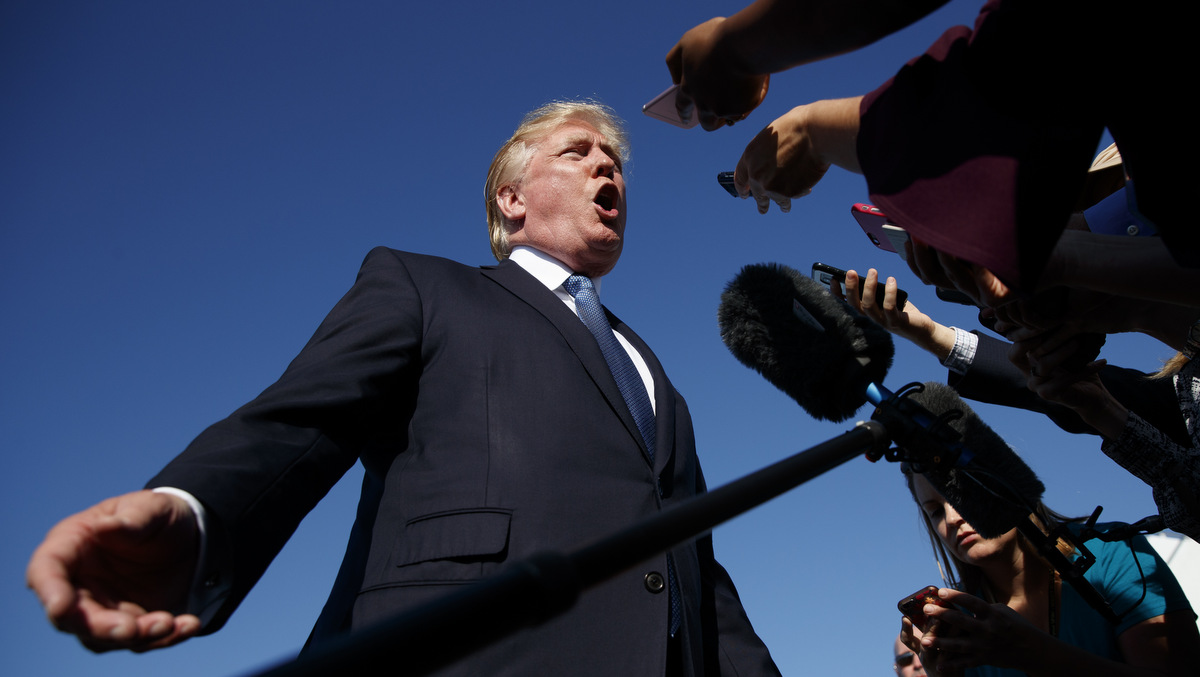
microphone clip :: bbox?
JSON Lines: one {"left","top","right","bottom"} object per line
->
{"left": 866, "top": 382, "right": 971, "bottom": 471}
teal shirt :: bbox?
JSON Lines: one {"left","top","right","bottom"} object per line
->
{"left": 967, "top": 524, "right": 1192, "bottom": 676}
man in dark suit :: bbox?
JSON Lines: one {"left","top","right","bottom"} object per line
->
{"left": 27, "top": 101, "right": 782, "bottom": 676}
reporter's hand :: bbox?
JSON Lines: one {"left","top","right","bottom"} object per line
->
{"left": 901, "top": 616, "right": 955, "bottom": 677}
{"left": 1007, "top": 328, "right": 1127, "bottom": 439}
{"left": 920, "top": 588, "right": 1051, "bottom": 675}
{"left": 27, "top": 490, "right": 201, "bottom": 653}
{"left": 906, "top": 238, "right": 1014, "bottom": 309}
{"left": 665, "top": 17, "right": 770, "bottom": 131}
{"left": 833, "top": 268, "right": 957, "bottom": 361}
{"left": 734, "top": 104, "right": 826, "bottom": 213}
{"left": 733, "top": 98, "right": 860, "bottom": 214}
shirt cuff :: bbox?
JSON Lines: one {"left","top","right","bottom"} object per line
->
{"left": 941, "top": 327, "right": 978, "bottom": 375}
{"left": 151, "top": 487, "right": 230, "bottom": 629}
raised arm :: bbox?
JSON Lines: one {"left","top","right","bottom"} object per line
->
{"left": 665, "top": 0, "right": 949, "bottom": 129}
{"left": 733, "top": 97, "right": 863, "bottom": 214}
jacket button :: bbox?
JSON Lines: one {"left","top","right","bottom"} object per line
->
{"left": 644, "top": 572, "right": 665, "bottom": 593}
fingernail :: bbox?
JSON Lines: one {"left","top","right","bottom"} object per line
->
{"left": 110, "top": 622, "right": 135, "bottom": 641}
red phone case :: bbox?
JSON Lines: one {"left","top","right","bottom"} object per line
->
{"left": 851, "top": 203, "right": 895, "bottom": 252}
{"left": 897, "top": 585, "right": 944, "bottom": 631}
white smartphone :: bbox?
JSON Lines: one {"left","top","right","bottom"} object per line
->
{"left": 643, "top": 85, "right": 699, "bottom": 129}
{"left": 882, "top": 224, "right": 911, "bottom": 261}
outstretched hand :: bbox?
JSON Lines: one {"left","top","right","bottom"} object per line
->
{"left": 27, "top": 489, "right": 201, "bottom": 653}
{"left": 832, "top": 268, "right": 958, "bottom": 361}
{"left": 666, "top": 17, "right": 770, "bottom": 131}
{"left": 733, "top": 97, "right": 861, "bottom": 214}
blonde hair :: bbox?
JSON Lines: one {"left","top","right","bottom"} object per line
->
{"left": 1151, "top": 352, "right": 1190, "bottom": 380}
{"left": 484, "top": 100, "right": 629, "bottom": 261}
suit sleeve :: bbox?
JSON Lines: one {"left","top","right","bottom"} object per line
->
{"left": 147, "top": 247, "right": 423, "bottom": 632}
{"left": 949, "top": 332, "right": 1190, "bottom": 446}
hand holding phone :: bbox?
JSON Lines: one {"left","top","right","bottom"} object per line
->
{"left": 898, "top": 585, "right": 946, "bottom": 632}
{"left": 851, "top": 203, "right": 913, "bottom": 261}
{"left": 717, "top": 171, "right": 740, "bottom": 198}
{"left": 643, "top": 85, "right": 699, "bottom": 129}
{"left": 812, "top": 263, "right": 908, "bottom": 311}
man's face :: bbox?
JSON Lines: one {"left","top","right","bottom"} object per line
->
{"left": 894, "top": 637, "right": 925, "bottom": 677}
{"left": 500, "top": 120, "right": 627, "bottom": 277}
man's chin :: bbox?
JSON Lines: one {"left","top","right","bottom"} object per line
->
{"left": 578, "top": 246, "right": 622, "bottom": 278}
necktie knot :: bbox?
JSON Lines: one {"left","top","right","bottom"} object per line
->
{"left": 563, "top": 274, "right": 593, "bottom": 299}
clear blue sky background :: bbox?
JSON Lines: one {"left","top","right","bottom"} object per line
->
{"left": 2, "top": 2, "right": 1176, "bottom": 675}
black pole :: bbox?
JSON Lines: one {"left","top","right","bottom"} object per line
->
{"left": 243, "top": 420, "right": 890, "bottom": 677}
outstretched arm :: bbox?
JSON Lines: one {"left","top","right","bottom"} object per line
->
{"left": 833, "top": 267, "right": 957, "bottom": 360}
{"left": 733, "top": 97, "right": 863, "bottom": 213}
{"left": 27, "top": 490, "right": 201, "bottom": 653}
{"left": 665, "top": 0, "right": 948, "bottom": 129}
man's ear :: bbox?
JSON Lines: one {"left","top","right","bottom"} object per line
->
{"left": 495, "top": 184, "right": 525, "bottom": 223}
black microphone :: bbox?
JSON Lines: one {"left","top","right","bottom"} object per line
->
{"left": 718, "top": 263, "right": 1116, "bottom": 620}
{"left": 717, "top": 263, "right": 1041, "bottom": 537}
{"left": 899, "top": 382, "right": 1045, "bottom": 538}
{"left": 718, "top": 262, "right": 894, "bottom": 422}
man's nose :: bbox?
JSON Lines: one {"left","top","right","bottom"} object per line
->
{"left": 593, "top": 153, "right": 615, "bottom": 177}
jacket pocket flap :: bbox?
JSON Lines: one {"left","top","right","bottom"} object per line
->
{"left": 395, "top": 508, "right": 512, "bottom": 566}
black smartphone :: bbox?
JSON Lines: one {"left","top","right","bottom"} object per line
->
{"left": 811, "top": 262, "right": 908, "bottom": 310}
{"left": 717, "top": 171, "right": 739, "bottom": 198}
{"left": 935, "top": 287, "right": 977, "bottom": 306}
{"left": 897, "top": 585, "right": 945, "bottom": 632}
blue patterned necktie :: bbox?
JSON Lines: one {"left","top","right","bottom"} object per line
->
{"left": 563, "top": 275, "right": 656, "bottom": 459}
{"left": 563, "top": 274, "right": 681, "bottom": 636}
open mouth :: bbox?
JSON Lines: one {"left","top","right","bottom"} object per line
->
{"left": 594, "top": 184, "right": 619, "bottom": 215}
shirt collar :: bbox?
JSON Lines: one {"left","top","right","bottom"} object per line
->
{"left": 508, "top": 245, "right": 602, "bottom": 295}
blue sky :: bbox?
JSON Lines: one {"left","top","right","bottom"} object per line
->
{"left": 1, "top": 2, "right": 1176, "bottom": 675}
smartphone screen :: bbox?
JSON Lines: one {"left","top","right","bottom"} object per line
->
{"left": 643, "top": 85, "right": 699, "bottom": 129}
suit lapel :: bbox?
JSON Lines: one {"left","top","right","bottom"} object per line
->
{"left": 612, "top": 318, "right": 676, "bottom": 475}
{"left": 480, "top": 260, "right": 652, "bottom": 465}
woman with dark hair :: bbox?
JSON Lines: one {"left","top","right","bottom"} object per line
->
{"left": 898, "top": 384, "right": 1200, "bottom": 677}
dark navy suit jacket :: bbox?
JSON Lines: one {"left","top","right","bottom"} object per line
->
{"left": 949, "top": 331, "right": 1188, "bottom": 446}
{"left": 149, "top": 247, "right": 780, "bottom": 676}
